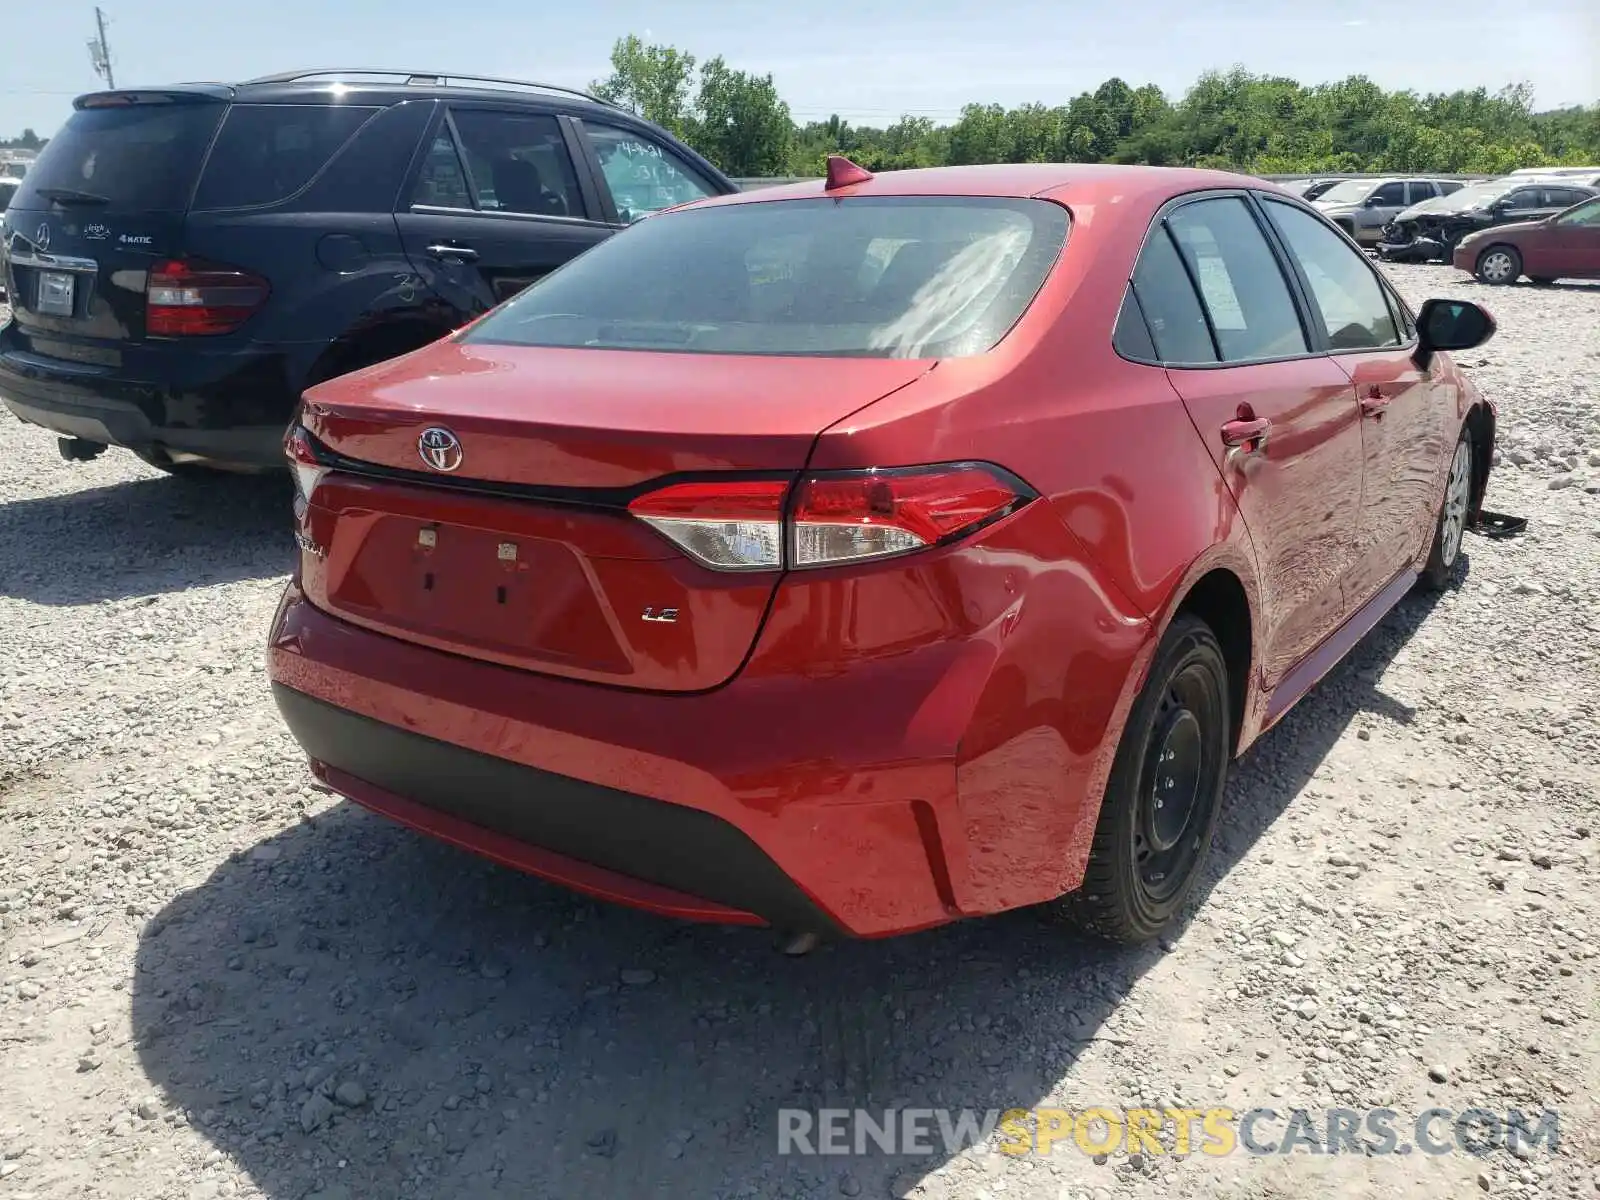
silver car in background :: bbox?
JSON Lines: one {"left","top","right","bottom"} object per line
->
{"left": 1313, "top": 177, "right": 1464, "bottom": 246}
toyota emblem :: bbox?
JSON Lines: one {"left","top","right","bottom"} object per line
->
{"left": 417, "top": 426, "right": 463, "bottom": 472}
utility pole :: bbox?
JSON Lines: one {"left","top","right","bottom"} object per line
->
{"left": 87, "top": 7, "right": 115, "bottom": 89}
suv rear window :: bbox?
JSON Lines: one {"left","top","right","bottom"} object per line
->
{"left": 462, "top": 196, "right": 1069, "bottom": 359}
{"left": 191, "top": 103, "right": 379, "bottom": 210}
{"left": 11, "top": 101, "right": 224, "bottom": 212}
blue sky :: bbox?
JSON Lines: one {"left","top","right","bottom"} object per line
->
{"left": 4, "top": 0, "right": 1596, "bottom": 140}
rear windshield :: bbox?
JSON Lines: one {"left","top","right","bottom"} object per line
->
{"left": 192, "top": 103, "right": 379, "bottom": 210}
{"left": 461, "top": 196, "right": 1070, "bottom": 359}
{"left": 11, "top": 101, "right": 224, "bottom": 212}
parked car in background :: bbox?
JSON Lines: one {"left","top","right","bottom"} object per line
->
{"left": 1312, "top": 177, "right": 1464, "bottom": 245}
{"left": 0, "top": 69, "right": 736, "bottom": 476}
{"left": 1277, "top": 178, "right": 1342, "bottom": 200}
{"left": 1378, "top": 177, "right": 1600, "bottom": 263}
{"left": 1505, "top": 165, "right": 1600, "bottom": 180}
{"left": 1454, "top": 193, "right": 1600, "bottom": 284}
{"left": 0, "top": 178, "right": 14, "bottom": 299}
{"left": 269, "top": 159, "right": 1498, "bottom": 946}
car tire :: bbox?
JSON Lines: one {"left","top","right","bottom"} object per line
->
{"left": 1419, "top": 423, "right": 1474, "bottom": 591}
{"left": 1473, "top": 245, "right": 1522, "bottom": 285}
{"left": 1060, "top": 614, "right": 1230, "bottom": 944}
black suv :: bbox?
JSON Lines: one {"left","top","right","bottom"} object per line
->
{"left": 0, "top": 69, "right": 737, "bottom": 474}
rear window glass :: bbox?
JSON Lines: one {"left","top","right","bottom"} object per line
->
{"left": 192, "top": 104, "right": 378, "bottom": 210}
{"left": 462, "top": 196, "right": 1069, "bottom": 359}
{"left": 12, "top": 102, "right": 224, "bottom": 212}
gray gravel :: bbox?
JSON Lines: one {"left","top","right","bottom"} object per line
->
{"left": 1, "top": 266, "right": 1597, "bottom": 1200}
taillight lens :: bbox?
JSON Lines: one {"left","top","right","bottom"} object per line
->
{"left": 627, "top": 479, "right": 788, "bottom": 571}
{"left": 285, "top": 426, "right": 330, "bottom": 518}
{"left": 791, "top": 466, "right": 1026, "bottom": 567}
{"left": 147, "top": 259, "right": 270, "bottom": 336}
{"left": 627, "top": 464, "right": 1032, "bottom": 572}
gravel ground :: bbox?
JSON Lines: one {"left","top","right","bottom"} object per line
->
{"left": 0, "top": 265, "right": 1597, "bottom": 1200}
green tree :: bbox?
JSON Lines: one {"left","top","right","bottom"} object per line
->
{"left": 592, "top": 34, "right": 1600, "bottom": 180}
{"left": 693, "top": 57, "right": 794, "bottom": 176}
{"left": 590, "top": 36, "right": 698, "bottom": 138}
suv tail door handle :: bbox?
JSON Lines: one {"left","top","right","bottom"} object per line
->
{"left": 426, "top": 244, "right": 479, "bottom": 263}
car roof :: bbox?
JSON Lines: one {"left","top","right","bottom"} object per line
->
{"left": 689, "top": 163, "right": 1272, "bottom": 211}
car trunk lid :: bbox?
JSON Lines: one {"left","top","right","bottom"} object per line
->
{"left": 295, "top": 341, "right": 933, "bottom": 691}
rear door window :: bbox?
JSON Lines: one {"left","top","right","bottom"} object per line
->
{"left": 580, "top": 120, "right": 717, "bottom": 222}
{"left": 447, "top": 110, "right": 585, "bottom": 219}
{"left": 1124, "top": 227, "right": 1217, "bottom": 364}
{"left": 1166, "top": 198, "right": 1309, "bottom": 362}
{"left": 11, "top": 101, "right": 224, "bottom": 212}
{"left": 191, "top": 104, "right": 379, "bottom": 210}
{"left": 410, "top": 133, "right": 472, "bottom": 209}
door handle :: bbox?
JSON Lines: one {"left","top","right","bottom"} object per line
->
{"left": 425, "top": 244, "right": 479, "bottom": 263}
{"left": 1360, "top": 387, "right": 1391, "bottom": 419}
{"left": 1220, "top": 416, "right": 1271, "bottom": 448}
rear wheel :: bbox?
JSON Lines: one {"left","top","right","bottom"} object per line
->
{"left": 1474, "top": 245, "right": 1521, "bottom": 285}
{"left": 1061, "top": 615, "right": 1230, "bottom": 944}
{"left": 1420, "top": 424, "right": 1473, "bottom": 591}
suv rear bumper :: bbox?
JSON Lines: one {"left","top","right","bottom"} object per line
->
{"left": 0, "top": 337, "right": 294, "bottom": 468}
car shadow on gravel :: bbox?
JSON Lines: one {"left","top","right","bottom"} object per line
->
{"left": 128, "top": 571, "right": 1460, "bottom": 1200}
{"left": 0, "top": 473, "right": 295, "bottom": 605}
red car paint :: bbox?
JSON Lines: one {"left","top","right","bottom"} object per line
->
{"left": 267, "top": 163, "right": 1492, "bottom": 938}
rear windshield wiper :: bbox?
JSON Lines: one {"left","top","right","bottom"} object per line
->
{"left": 35, "top": 188, "right": 111, "bottom": 207}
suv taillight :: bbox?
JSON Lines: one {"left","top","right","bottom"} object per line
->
{"left": 627, "top": 463, "right": 1034, "bottom": 572}
{"left": 147, "top": 259, "right": 270, "bottom": 336}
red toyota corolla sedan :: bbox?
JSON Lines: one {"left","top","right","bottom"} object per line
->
{"left": 267, "top": 159, "right": 1498, "bottom": 945}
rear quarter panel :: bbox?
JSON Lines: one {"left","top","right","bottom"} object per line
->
{"left": 807, "top": 189, "right": 1266, "bottom": 903}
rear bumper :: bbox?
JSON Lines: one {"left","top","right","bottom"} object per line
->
{"left": 266, "top": 528, "right": 1154, "bottom": 937}
{"left": 0, "top": 333, "right": 296, "bottom": 467}
{"left": 274, "top": 683, "right": 837, "bottom": 932}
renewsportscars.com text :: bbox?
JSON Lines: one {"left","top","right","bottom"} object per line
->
{"left": 777, "top": 1106, "right": 1561, "bottom": 1158}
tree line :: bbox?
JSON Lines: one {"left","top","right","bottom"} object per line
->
{"left": 591, "top": 35, "right": 1600, "bottom": 179}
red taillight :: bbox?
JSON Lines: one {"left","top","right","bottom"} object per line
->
{"left": 627, "top": 464, "right": 1032, "bottom": 572}
{"left": 791, "top": 466, "right": 1025, "bottom": 566}
{"left": 146, "top": 259, "right": 270, "bottom": 337}
{"left": 627, "top": 479, "right": 788, "bottom": 571}
{"left": 285, "top": 425, "right": 330, "bottom": 518}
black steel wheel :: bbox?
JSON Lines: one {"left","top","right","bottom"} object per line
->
{"left": 1061, "top": 614, "right": 1231, "bottom": 944}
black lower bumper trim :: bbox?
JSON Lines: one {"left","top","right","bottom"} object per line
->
{"left": 271, "top": 683, "right": 840, "bottom": 934}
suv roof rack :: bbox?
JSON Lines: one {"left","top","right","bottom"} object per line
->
{"left": 242, "top": 68, "right": 614, "bottom": 107}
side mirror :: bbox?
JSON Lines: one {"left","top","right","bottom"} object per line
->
{"left": 1415, "top": 298, "right": 1496, "bottom": 366}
